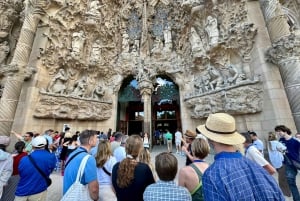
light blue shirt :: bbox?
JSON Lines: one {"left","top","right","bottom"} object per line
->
{"left": 144, "top": 180, "right": 192, "bottom": 201}
{"left": 253, "top": 139, "right": 264, "bottom": 153}
{"left": 63, "top": 147, "right": 97, "bottom": 194}
{"left": 113, "top": 146, "right": 126, "bottom": 162}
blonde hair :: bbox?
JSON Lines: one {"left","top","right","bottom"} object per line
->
{"left": 117, "top": 135, "right": 143, "bottom": 188}
{"left": 191, "top": 138, "right": 210, "bottom": 159}
{"left": 268, "top": 131, "right": 277, "bottom": 141}
{"left": 95, "top": 140, "right": 112, "bottom": 168}
{"left": 139, "top": 148, "right": 151, "bottom": 164}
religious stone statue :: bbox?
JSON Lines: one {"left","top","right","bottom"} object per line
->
{"left": 122, "top": 30, "right": 130, "bottom": 53}
{"left": 151, "top": 38, "right": 163, "bottom": 54}
{"left": 163, "top": 25, "right": 172, "bottom": 52}
{"left": 92, "top": 82, "right": 105, "bottom": 100}
{"left": 0, "top": 41, "right": 10, "bottom": 64}
{"left": 47, "top": 68, "right": 68, "bottom": 94}
{"left": 71, "top": 31, "right": 86, "bottom": 58}
{"left": 71, "top": 75, "right": 88, "bottom": 97}
{"left": 90, "top": 39, "right": 101, "bottom": 64}
{"left": 205, "top": 16, "right": 219, "bottom": 47}
{"left": 208, "top": 66, "right": 223, "bottom": 90}
{"left": 86, "top": 0, "right": 103, "bottom": 16}
{"left": 189, "top": 27, "right": 205, "bottom": 57}
{"left": 227, "top": 65, "right": 239, "bottom": 86}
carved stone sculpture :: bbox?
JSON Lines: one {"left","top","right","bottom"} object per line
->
{"left": 0, "top": 41, "right": 10, "bottom": 64}
{"left": 92, "top": 82, "right": 105, "bottom": 100}
{"left": 205, "top": 16, "right": 219, "bottom": 47}
{"left": 189, "top": 27, "right": 205, "bottom": 57}
{"left": 71, "top": 76, "right": 88, "bottom": 97}
{"left": 71, "top": 31, "right": 86, "bottom": 58}
{"left": 47, "top": 68, "right": 68, "bottom": 94}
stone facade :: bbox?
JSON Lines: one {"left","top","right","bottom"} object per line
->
{"left": 0, "top": 0, "right": 299, "bottom": 143}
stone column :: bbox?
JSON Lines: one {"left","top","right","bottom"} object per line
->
{"left": 0, "top": 1, "right": 47, "bottom": 136}
{"left": 260, "top": 0, "right": 300, "bottom": 130}
{"left": 139, "top": 79, "right": 153, "bottom": 148}
{"left": 259, "top": 0, "right": 290, "bottom": 43}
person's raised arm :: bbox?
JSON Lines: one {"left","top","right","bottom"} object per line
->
{"left": 11, "top": 130, "right": 22, "bottom": 140}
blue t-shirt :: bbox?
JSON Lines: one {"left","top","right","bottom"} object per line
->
{"left": 280, "top": 137, "right": 300, "bottom": 163}
{"left": 15, "top": 149, "right": 56, "bottom": 196}
{"left": 203, "top": 152, "right": 285, "bottom": 201}
{"left": 63, "top": 147, "right": 98, "bottom": 194}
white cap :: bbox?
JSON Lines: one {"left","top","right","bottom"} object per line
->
{"left": 32, "top": 136, "right": 47, "bottom": 148}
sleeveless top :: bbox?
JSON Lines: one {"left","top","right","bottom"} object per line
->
{"left": 190, "top": 163, "right": 204, "bottom": 201}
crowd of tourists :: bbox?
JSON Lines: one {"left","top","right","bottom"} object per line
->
{"left": 0, "top": 113, "right": 300, "bottom": 201}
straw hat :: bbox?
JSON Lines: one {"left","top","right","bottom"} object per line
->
{"left": 0, "top": 136, "right": 10, "bottom": 146}
{"left": 197, "top": 113, "right": 245, "bottom": 145}
{"left": 184, "top": 130, "right": 197, "bottom": 138}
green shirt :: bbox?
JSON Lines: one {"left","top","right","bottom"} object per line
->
{"left": 165, "top": 132, "right": 172, "bottom": 140}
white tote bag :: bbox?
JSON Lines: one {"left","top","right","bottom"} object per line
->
{"left": 60, "top": 155, "right": 93, "bottom": 201}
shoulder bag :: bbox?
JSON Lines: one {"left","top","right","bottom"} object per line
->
{"left": 28, "top": 155, "right": 52, "bottom": 186}
{"left": 60, "top": 155, "right": 93, "bottom": 201}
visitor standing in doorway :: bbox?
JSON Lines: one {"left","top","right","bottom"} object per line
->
{"left": 165, "top": 130, "right": 173, "bottom": 153}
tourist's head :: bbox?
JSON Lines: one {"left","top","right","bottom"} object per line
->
{"left": 125, "top": 135, "right": 143, "bottom": 159}
{"left": 240, "top": 132, "right": 253, "bottom": 147}
{"left": 114, "top": 132, "right": 123, "bottom": 142}
{"left": 275, "top": 125, "right": 292, "bottom": 137}
{"left": 24, "top": 132, "right": 33, "bottom": 142}
{"left": 196, "top": 113, "right": 245, "bottom": 146}
{"left": 155, "top": 152, "right": 178, "bottom": 181}
{"left": 0, "top": 136, "right": 10, "bottom": 151}
{"left": 249, "top": 131, "right": 258, "bottom": 140}
{"left": 184, "top": 130, "right": 196, "bottom": 142}
{"left": 191, "top": 138, "right": 210, "bottom": 159}
{"left": 139, "top": 148, "right": 151, "bottom": 164}
{"left": 120, "top": 134, "right": 128, "bottom": 146}
{"left": 32, "top": 136, "right": 47, "bottom": 149}
{"left": 79, "top": 129, "right": 98, "bottom": 147}
{"left": 268, "top": 132, "right": 277, "bottom": 141}
{"left": 15, "top": 141, "right": 25, "bottom": 153}
{"left": 95, "top": 140, "right": 112, "bottom": 168}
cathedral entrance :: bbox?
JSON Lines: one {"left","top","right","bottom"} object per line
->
{"left": 117, "top": 75, "right": 180, "bottom": 141}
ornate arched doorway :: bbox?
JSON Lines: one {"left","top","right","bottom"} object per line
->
{"left": 117, "top": 75, "right": 180, "bottom": 143}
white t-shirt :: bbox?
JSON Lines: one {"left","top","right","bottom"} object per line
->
{"left": 96, "top": 156, "right": 117, "bottom": 185}
{"left": 175, "top": 131, "right": 182, "bottom": 143}
{"left": 245, "top": 145, "right": 269, "bottom": 167}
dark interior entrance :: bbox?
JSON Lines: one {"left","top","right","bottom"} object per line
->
{"left": 117, "top": 75, "right": 180, "bottom": 137}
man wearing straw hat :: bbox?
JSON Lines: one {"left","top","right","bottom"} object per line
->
{"left": 197, "top": 113, "right": 285, "bottom": 201}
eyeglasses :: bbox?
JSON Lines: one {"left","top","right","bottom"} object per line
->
{"left": 23, "top": 135, "right": 30, "bottom": 137}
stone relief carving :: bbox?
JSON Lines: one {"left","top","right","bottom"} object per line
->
{"left": 35, "top": 0, "right": 262, "bottom": 120}
{"left": 34, "top": 94, "right": 112, "bottom": 120}
{"left": 186, "top": 82, "right": 263, "bottom": 118}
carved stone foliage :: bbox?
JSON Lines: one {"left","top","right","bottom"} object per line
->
{"left": 34, "top": 94, "right": 112, "bottom": 120}
{"left": 185, "top": 82, "right": 263, "bottom": 118}
{"left": 266, "top": 34, "right": 300, "bottom": 63}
